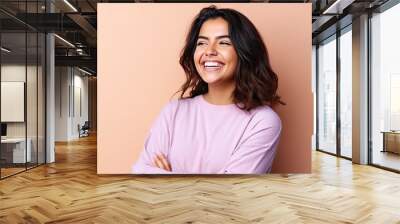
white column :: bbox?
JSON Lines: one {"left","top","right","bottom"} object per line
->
{"left": 45, "top": 1, "right": 55, "bottom": 163}
{"left": 46, "top": 33, "right": 55, "bottom": 163}
{"left": 352, "top": 14, "right": 369, "bottom": 164}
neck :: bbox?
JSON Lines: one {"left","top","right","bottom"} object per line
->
{"left": 203, "top": 81, "right": 235, "bottom": 105}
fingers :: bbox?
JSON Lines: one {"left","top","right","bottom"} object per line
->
{"left": 158, "top": 154, "right": 171, "bottom": 171}
{"left": 154, "top": 156, "right": 164, "bottom": 170}
{"left": 153, "top": 154, "right": 171, "bottom": 171}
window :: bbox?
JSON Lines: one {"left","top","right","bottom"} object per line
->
{"left": 371, "top": 2, "right": 400, "bottom": 171}
{"left": 339, "top": 27, "right": 352, "bottom": 158}
{"left": 317, "top": 35, "right": 337, "bottom": 154}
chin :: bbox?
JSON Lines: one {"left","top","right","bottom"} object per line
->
{"left": 200, "top": 73, "right": 222, "bottom": 84}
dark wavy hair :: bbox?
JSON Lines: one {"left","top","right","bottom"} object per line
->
{"left": 178, "top": 5, "right": 283, "bottom": 111}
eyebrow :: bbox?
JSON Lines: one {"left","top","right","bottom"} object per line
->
{"left": 197, "top": 35, "right": 231, "bottom": 40}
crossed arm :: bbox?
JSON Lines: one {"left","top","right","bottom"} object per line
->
{"left": 132, "top": 120, "right": 281, "bottom": 174}
{"left": 131, "top": 101, "right": 282, "bottom": 174}
{"left": 131, "top": 147, "right": 173, "bottom": 174}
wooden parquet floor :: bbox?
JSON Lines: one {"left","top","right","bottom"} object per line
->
{"left": 1, "top": 134, "right": 400, "bottom": 224}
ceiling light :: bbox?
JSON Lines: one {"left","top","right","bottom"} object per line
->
{"left": 322, "top": 0, "right": 355, "bottom": 15}
{"left": 54, "top": 34, "right": 75, "bottom": 48}
{"left": 1, "top": 47, "right": 11, "bottom": 53}
{"left": 78, "top": 67, "right": 93, "bottom": 76}
{"left": 63, "top": 0, "right": 78, "bottom": 12}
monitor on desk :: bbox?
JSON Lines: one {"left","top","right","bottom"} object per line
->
{"left": 1, "top": 123, "right": 7, "bottom": 138}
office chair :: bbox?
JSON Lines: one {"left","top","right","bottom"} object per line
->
{"left": 79, "top": 121, "right": 90, "bottom": 138}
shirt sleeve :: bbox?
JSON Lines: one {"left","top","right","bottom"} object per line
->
{"left": 222, "top": 110, "right": 282, "bottom": 174}
{"left": 131, "top": 101, "right": 177, "bottom": 174}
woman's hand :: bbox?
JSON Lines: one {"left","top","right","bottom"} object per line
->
{"left": 153, "top": 153, "right": 172, "bottom": 171}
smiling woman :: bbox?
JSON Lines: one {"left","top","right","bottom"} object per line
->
{"left": 132, "top": 5, "right": 283, "bottom": 174}
{"left": 193, "top": 17, "right": 238, "bottom": 104}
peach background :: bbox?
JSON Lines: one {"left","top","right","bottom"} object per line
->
{"left": 97, "top": 3, "right": 312, "bottom": 174}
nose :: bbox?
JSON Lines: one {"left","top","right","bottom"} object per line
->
{"left": 205, "top": 43, "right": 217, "bottom": 56}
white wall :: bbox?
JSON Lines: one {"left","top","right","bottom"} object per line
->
{"left": 55, "top": 66, "right": 70, "bottom": 141}
{"left": 1, "top": 65, "right": 39, "bottom": 137}
{"left": 1, "top": 66, "right": 26, "bottom": 135}
{"left": 72, "top": 73, "right": 89, "bottom": 138}
{"left": 55, "top": 67, "right": 89, "bottom": 141}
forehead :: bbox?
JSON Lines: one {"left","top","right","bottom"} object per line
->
{"left": 198, "top": 17, "right": 229, "bottom": 36}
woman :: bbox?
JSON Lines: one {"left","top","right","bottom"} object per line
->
{"left": 132, "top": 6, "right": 282, "bottom": 174}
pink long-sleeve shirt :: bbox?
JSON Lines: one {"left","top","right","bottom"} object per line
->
{"left": 132, "top": 94, "right": 282, "bottom": 174}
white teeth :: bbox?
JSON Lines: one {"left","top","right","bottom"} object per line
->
{"left": 204, "top": 61, "right": 221, "bottom": 67}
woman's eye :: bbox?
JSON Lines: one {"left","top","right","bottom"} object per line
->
{"left": 220, "top": 41, "right": 231, "bottom": 45}
{"left": 196, "top": 42, "right": 205, "bottom": 46}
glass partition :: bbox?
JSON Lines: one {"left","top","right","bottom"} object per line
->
{"left": 0, "top": 1, "right": 46, "bottom": 179}
{"left": 26, "top": 0, "right": 45, "bottom": 169}
{"left": 38, "top": 32, "right": 45, "bottom": 165}
{"left": 27, "top": 31, "right": 38, "bottom": 169}
{"left": 317, "top": 35, "right": 337, "bottom": 154}
{"left": 0, "top": 31, "right": 28, "bottom": 177}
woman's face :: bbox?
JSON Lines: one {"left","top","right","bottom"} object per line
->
{"left": 194, "top": 18, "right": 238, "bottom": 87}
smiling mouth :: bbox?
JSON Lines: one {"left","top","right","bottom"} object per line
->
{"left": 202, "top": 61, "right": 224, "bottom": 72}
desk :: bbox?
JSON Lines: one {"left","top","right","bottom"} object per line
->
{"left": 1, "top": 138, "right": 31, "bottom": 163}
{"left": 381, "top": 131, "right": 400, "bottom": 154}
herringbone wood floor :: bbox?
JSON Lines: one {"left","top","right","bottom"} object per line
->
{"left": 1, "top": 134, "right": 400, "bottom": 224}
